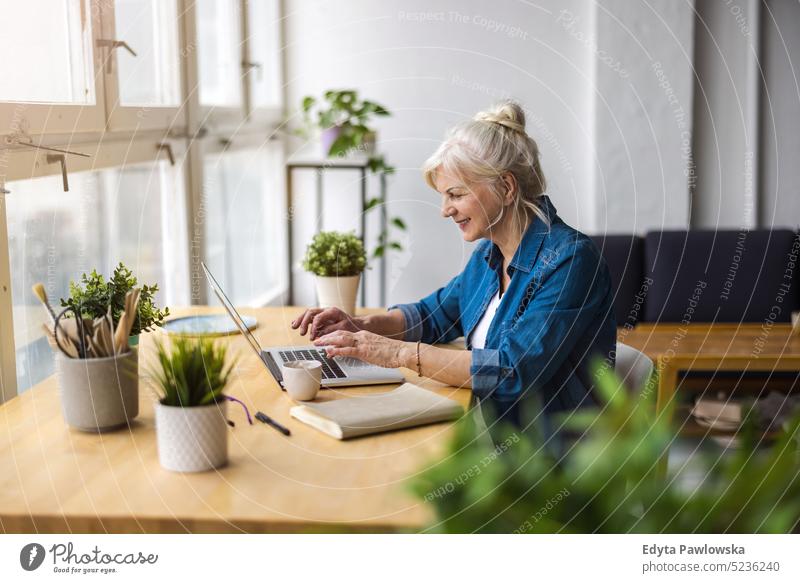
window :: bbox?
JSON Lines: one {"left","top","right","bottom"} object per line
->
{"left": 0, "top": 0, "right": 94, "bottom": 104}
{"left": 102, "top": 0, "right": 185, "bottom": 129}
{"left": 0, "top": 0, "right": 286, "bottom": 401}
{"left": 243, "top": 0, "right": 284, "bottom": 116}
{"left": 5, "top": 151, "right": 189, "bottom": 392}
{"left": 202, "top": 138, "right": 285, "bottom": 306}
{"left": 0, "top": 0, "right": 105, "bottom": 134}
{"left": 196, "top": 0, "right": 243, "bottom": 110}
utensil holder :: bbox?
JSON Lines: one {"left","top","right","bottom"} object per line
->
{"left": 56, "top": 348, "right": 139, "bottom": 432}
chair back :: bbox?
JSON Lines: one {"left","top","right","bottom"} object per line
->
{"left": 615, "top": 343, "right": 655, "bottom": 395}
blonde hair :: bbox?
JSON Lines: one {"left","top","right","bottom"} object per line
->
{"left": 422, "top": 100, "right": 548, "bottom": 232}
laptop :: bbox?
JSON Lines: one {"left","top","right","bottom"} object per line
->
{"left": 202, "top": 262, "right": 405, "bottom": 388}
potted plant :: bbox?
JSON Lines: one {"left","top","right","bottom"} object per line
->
{"left": 56, "top": 347, "right": 139, "bottom": 432}
{"left": 60, "top": 262, "right": 170, "bottom": 346}
{"left": 149, "top": 338, "right": 236, "bottom": 472}
{"left": 298, "top": 89, "right": 390, "bottom": 159}
{"left": 302, "top": 231, "right": 366, "bottom": 315}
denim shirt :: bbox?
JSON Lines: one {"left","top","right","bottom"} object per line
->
{"left": 391, "top": 195, "right": 616, "bottom": 426}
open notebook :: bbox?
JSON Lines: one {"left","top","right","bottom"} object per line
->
{"left": 290, "top": 382, "right": 464, "bottom": 439}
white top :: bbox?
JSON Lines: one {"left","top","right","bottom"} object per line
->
{"left": 469, "top": 291, "right": 502, "bottom": 349}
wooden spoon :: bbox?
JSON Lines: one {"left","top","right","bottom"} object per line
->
{"left": 114, "top": 290, "right": 140, "bottom": 354}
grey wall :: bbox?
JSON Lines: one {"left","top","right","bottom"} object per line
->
{"left": 760, "top": 0, "right": 800, "bottom": 228}
{"left": 593, "top": 0, "right": 695, "bottom": 233}
{"left": 692, "top": 0, "right": 758, "bottom": 228}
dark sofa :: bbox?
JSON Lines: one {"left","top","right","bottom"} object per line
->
{"left": 590, "top": 229, "right": 800, "bottom": 327}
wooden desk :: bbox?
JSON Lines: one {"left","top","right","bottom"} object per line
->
{"left": 620, "top": 323, "right": 800, "bottom": 430}
{"left": 0, "top": 307, "right": 471, "bottom": 533}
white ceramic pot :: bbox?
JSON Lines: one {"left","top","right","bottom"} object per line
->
{"left": 155, "top": 400, "right": 228, "bottom": 472}
{"left": 315, "top": 274, "right": 360, "bottom": 315}
{"left": 57, "top": 348, "right": 139, "bottom": 432}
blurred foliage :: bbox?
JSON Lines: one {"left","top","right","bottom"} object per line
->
{"left": 411, "top": 360, "right": 800, "bottom": 533}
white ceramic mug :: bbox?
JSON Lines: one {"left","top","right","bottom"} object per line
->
{"left": 282, "top": 360, "right": 322, "bottom": 401}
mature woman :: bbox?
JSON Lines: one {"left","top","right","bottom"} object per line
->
{"left": 292, "top": 100, "right": 616, "bottom": 437}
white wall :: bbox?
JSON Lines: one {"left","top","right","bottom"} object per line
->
{"left": 692, "top": 0, "right": 758, "bottom": 228}
{"left": 284, "top": 0, "right": 593, "bottom": 305}
{"left": 593, "top": 0, "right": 695, "bottom": 233}
{"left": 283, "top": 0, "right": 800, "bottom": 306}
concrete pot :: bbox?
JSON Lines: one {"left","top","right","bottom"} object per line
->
{"left": 56, "top": 348, "right": 139, "bottom": 432}
{"left": 155, "top": 400, "right": 228, "bottom": 472}
{"left": 315, "top": 274, "right": 360, "bottom": 315}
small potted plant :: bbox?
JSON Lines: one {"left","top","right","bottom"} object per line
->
{"left": 298, "top": 89, "right": 390, "bottom": 159}
{"left": 302, "top": 231, "right": 366, "bottom": 315}
{"left": 150, "top": 338, "right": 236, "bottom": 472}
{"left": 61, "top": 262, "right": 170, "bottom": 346}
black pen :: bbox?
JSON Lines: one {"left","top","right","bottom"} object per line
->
{"left": 255, "top": 411, "right": 291, "bottom": 436}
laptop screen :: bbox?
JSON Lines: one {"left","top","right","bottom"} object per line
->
{"left": 201, "top": 262, "right": 265, "bottom": 360}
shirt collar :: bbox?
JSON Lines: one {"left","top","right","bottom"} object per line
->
{"left": 483, "top": 195, "right": 558, "bottom": 274}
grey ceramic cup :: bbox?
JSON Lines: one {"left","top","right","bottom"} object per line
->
{"left": 56, "top": 348, "right": 139, "bottom": 432}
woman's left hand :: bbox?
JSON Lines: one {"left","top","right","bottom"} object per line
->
{"left": 313, "top": 330, "right": 412, "bottom": 369}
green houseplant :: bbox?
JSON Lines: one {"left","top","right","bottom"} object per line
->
{"left": 296, "top": 90, "right": 407, "bottom": 259}
{"left": 411, "top": 361, "right": 800, "bottom": 533}
{"left": 150, "top": 338, "right": 237, "bottom": 472}
{"left": 298, "top": 89, "right": 390, "bottom": 160}
{"left": 302, "top": 231, "right": 366, "bottom": 315}
{"left": 61, "top": 262, "right": 169, "bottom": 343}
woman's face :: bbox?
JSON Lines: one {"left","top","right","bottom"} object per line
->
{"left": 434, "top": 167, "right": 504, "bottom": 242}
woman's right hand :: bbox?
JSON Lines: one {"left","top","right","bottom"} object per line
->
{"left": 290, "top": 307, "right": 362, "bottom": 340}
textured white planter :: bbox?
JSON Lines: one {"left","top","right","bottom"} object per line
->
{"left": 56, "top": 348, "right": 139, "bottom": 432}
{"left": 155, "top": 400, "right": 228, "bottom": 472}
{"left": 315, "top": 274, "right": 360, "bottom": 315}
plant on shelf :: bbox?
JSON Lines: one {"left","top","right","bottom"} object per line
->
{"left": 302, "top": 230, "right": 367, "bottom": 316}
{"left": 411, "top": 360, "right": 800, "bottom": 533}
{"left": 150, "top": 338, "right": 237, "bottom": 472}
{"left": 60, "top": 262, "right": 169, "bottom": 340}
{"left": 295, "top": 89, "right": 407, "bottom": 259}
{"left": 298, "top": 89, "right": 390, "bottom": 161}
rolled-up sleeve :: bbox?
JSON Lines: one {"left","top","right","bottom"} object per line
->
{"left": 470, "top": 347, "right": 515, "bottom": 394}
{"left": 387, "top": 303, "right": 424, "bottom": 342}
{"left": 470, "top": 240, "right": 610, "bottom": 402}
{"left": 388, "top": 272, "right": 464, "bottom": 344}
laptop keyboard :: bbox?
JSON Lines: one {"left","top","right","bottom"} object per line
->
{"left": 278, "top": 348, "right": 347, "bottom": 380}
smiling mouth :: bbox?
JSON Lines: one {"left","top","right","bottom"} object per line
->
{"left": 455, "top": 218, "right": 471, "bottom": 226}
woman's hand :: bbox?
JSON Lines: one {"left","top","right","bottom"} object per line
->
{"left": 313, "top": 330, "right": 413, "bottom": 369}
{"left": 291, "top": 307, "right": 362, "bottom": 340}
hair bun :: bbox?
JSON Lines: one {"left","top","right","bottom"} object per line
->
{"left": 474, "top": 100, "right": 526, "bottom": 133}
